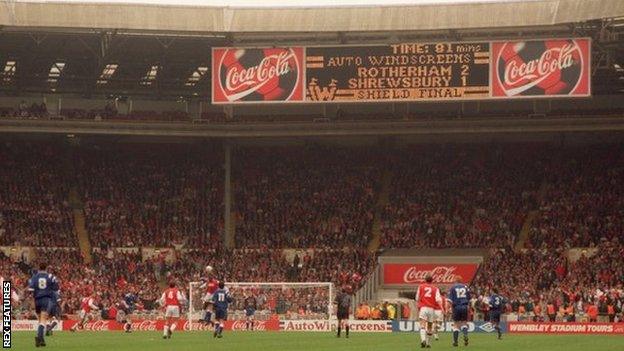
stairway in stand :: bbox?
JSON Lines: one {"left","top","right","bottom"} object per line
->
{"left": 69, "top": 187, "right": 93, "bottom": 264}
{"left": 368, "top": 169, "right": 393, "bottom": 252}
{"left": 514, "top": 180, "right": 549, "bottom": 252}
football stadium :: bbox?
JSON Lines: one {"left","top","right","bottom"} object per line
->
{"left": 1, "top": 0, "right": 624, "bottom": 350}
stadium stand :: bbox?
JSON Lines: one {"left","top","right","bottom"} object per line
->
{"left": 2, "top": 141, "right": 623, "bottom": 322}
{"left": 0, "top": 142, "right": 76, "bottom": 247}
{"left": 234, "top": 146, "right": 381, "bottom": 249}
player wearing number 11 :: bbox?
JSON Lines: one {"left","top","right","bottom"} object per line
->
{"left": 448, "top": 277, "right": 471, "bottom": 347}
{"left": 28, "top": 263, "right": 60, "bottom": 348}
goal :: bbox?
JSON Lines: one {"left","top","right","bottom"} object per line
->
{"left": 188, "top": 282, "right": 334, "bottom": 330}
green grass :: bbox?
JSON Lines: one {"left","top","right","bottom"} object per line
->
{"left": 12, "top": 331, "right": 624, "bottom": 351}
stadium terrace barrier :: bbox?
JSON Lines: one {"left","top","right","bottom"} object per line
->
{"left": 61, "top": 319, "right": 280, "bottom": 332}
{"left": 391, "top": 320, "right": 507, "bottom": 333}
{"left": 279, "top": 320, "right": 392, "bottom": 332}
{"left": 508, "top": 322, "right": 624, "bottom": 335}
{"left": 13, "top": 320, "right": 63, "bottom": 332}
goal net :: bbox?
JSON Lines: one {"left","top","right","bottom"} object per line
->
{"left": 188, "top": 282, "right": 334, "bottom": 330}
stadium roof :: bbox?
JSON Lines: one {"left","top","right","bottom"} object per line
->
{"left": 1, "top": 0, "right": 623, "bottom": 97}
{"left": 1, "top": 0, "right": 623, "bottom": 33}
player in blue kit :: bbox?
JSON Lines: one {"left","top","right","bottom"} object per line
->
{"left": 28, "top": 263, "right": 60, "bottom": 347}
{"left": 212, "top": 282, "right": 233, "bottom": 339}
{"left": 45, "top": 290, "right": 61, "bottom": 336}
{"left": 488, "top": 288, "right": 506, "bottom": 340}
{"left": 448, "top": 277, "right": 470, "bottom": 347}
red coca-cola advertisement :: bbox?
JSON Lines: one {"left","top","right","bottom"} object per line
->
{"left": 212, "top": 47, "right": 305, "bottom": 104}
{"left": 62, "top": 319, "right": 280, "bottom": 332}
{"left": 491, "top": 38, "right": 591, "bottom": 98}
{"left": 383, "top": 263, "right": 480, "bottom": 286}
{"left": 508, "top": 322, "right": 624, "bottom": 335}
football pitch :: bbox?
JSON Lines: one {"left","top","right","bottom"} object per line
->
{"left": 11, "top": 331, "right": 624, "bottom": 351}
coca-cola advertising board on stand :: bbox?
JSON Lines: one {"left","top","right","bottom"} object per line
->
{"left": 383, "top": 263, "right": 480, "bottom": 286}
{"left": 62, "top": 319, "right": 280, "bottom": 332}
{"left": 491, "top": 38, "right": 590, "bottom": 98}
{"left": 212, "top": 47, "right": 305, "bottom": 104}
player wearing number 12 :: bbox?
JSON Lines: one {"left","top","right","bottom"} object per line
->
{"left": 416, "top": 274, "right": 443, "bottom": 349}
{"left": 448, "top": 277, "right": 471, "bottom": 347}
{"left": 28, "top": 263, "right": 60, "bottom": 348}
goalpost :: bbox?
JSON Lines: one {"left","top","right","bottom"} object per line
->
{"left": 188, "top": 282, "right": 334, "bottom": 331}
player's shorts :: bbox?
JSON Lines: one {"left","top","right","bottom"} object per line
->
{"left": 489, "top": 310, "right": 501, "bottom": 323}
{"left": 35, "top": 298, "right": 54, "bottom": 315}
{"left": 203, "top": 293, "right": 214, "bottom": 303}
{"left": 78, "top": 309, "right": 92, "bottom": 321}
{"left": 165, "top": 305, "right": 181, "bottom": 318}
{"left": 245, "top": 307, "right": 256, "bottom": 317}
{"left": 418, "top": 306, "right": 435, "bottom": 322}
{"left": 452, "top": 305, "right": 469, "bottom": 322}
{"left": 434, "top": 309, "right": 444, "bottom": 322}
{"left": 337, "top": 308, "right": 349, "bottom": 320}
{"left": 215, "top": 308, "right": 227, "bottom": 321}
{"left": 50, "top": 303, "right": 62, "bottom": 318}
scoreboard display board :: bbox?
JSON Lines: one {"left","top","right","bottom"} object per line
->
{"left": 211, "top": 38, "right": 590, "bottom": 104}
{"left": 305, "top": 42, "right": 490, "bottom": 102}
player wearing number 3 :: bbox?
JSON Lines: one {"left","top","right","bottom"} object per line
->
{"left": 415, "top": 274, "right": 443, "bottom": 348}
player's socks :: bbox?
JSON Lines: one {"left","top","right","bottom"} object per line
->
{"left": 251, "top": 321, "right": 254, "bottom": 331}
{"left": 419, "top": 329, "right": 427, "bottom": 344}
{"left": 461, "top": 326, "right": 469, "bottom": 345}
{"left": 345, "top": 325, "right": 349, "bottom": 338}
{"left": 163, "top": 325, "right": 169, "bottom": 338}
{"left": 495, "top": 325, "right": 501, "bottom": 339}
{"left": 453, "top": 328, "right": 459, "bottom": 345}
{"left": 170, "top": 323, "right": 177, "bottom": 332}
{"left": 37, "top": 324, "right": 45, "bottom": 341}
{"left": 337, "top": 325, "right": 341, "bottom": 337}
{"left": 214, "top": 323, "right": 220, "bottom": 338}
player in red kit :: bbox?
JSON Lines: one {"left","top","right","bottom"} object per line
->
{"left": 200, "top": 265, "right": 219, "bottom": 326}
{"left": 70, "top": 293, "right": 100, "bottom": 332}
{"left": 160, "top": 281, "right": 187, "bottom": 339}
{"left": 415, "top": 274, "right": 443, "bottom": 348}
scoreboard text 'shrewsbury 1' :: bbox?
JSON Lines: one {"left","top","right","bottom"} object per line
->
{"left": 211, "top": 38, "right": 591, "bottom": 104}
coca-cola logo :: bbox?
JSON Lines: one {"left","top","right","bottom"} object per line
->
{"left": 403, "top": 266, "right": 461, "bottom": 284}
{"left": 82, "top": 320, "right": 111, "bottom": 331}
{"left": 494, "top": 39, "right": 588, "bottom": 97}
{"left": 230, "top": 320, "right": 268, "bottom": 331}
{"left": 130, "top": 320, "right": 157, "bottom": 331}
{"left": 214, "top": 47, "right": 303, "bottom": 103}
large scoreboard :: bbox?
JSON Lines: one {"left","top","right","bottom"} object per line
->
{"left": 211, "top": 38, "right": 590, "bottom": 104}
{"left": 305, "top": 42, "right": 490, "bottom": 102}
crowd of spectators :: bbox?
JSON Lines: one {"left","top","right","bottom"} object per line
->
{"left": 471, "top": 240, "right": 624, "bottom": 322}
{"left": 234, "top": 146, "right": 380, "bottom": 249}
{"left": 2, "top": 141, "right": 624, "bottom": 322}
{"left": 380, "top": 144, "right": 544, "bottom": 249}
{"left": 0, "top": 142, "right": 76, "bottom": 247}
{"left": 6, "top": 246, "right": 375, "bottom": 319}
{"left": 528, "top": 145, "right": 624, "bottom": 249}
{"left": 78, "top": 143, "right": 223, "bottom": 249}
